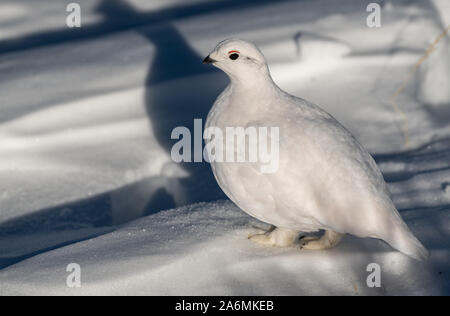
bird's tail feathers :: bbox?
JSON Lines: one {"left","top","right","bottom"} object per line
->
{"left": 385, "top": 217, "right": 428, "bottom": 261}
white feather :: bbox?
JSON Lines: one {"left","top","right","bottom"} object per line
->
{"left": 205, "top": 39, "right": 428, "bottom": 260}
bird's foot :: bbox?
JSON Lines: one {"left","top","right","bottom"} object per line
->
{"left": 300, "top": 230, "right": 344, "bottom": 250}
{"left": 248, "top": 226, "right": 299, "bottom": 248}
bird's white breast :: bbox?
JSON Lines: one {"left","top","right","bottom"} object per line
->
{"left": 206, "top": 85, "right": 396, "bottom": 236}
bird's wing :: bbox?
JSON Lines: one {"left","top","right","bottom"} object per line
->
{"left": 276, "top": 108, "right": 395, "bottom": 234}
{"left": 232, "top": 98, "right": 396, "bottom": 234}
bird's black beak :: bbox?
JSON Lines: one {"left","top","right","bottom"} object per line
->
{"left": 202, "top": 55, "right": 216, "bottom": 64}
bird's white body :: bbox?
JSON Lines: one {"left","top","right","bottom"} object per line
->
{"left": 204, "top": 39, "right": 427, "bottom": 260}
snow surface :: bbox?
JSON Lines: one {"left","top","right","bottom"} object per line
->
{"left": 0, "top": 0, "right": 449, "bottom": 295}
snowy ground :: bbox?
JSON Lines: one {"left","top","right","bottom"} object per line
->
{"left": 0, "top": 0, "right": 449, "bottom": 295}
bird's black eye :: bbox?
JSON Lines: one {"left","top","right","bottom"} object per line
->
{"left": 229, "top": 53, "right": 239, "bottom": 60}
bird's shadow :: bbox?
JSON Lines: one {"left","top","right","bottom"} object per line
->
{"left": 94, "top": 0, "right": 231, "bottom": 222}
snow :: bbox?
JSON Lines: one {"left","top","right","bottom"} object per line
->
{"left": 0, "top": 200, "right": 448, "bottom": 295}
{"left": 415, "top": 0, "right": 450, "bottom": 117}
{"left": 0, "top": 0, "right": 449, "bottom": 295}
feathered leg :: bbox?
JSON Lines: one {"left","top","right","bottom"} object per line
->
{"left": 300, "top": 230, "right": 344, "bottom": 250}
{"left": 249, "top": 226, "right": 299, "bottom": 247}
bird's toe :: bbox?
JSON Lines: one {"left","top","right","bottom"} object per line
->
{"left": 248, "top": 233, "right": 274, "bottom": 246}
{"left": 299, "top": 236, "right": 321, "bottom": 249}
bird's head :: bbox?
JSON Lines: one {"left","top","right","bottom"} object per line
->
{"left": 203, "top": 39, "right": 271, "bottom": 86}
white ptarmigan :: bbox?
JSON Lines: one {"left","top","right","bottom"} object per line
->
{"left": 203, "top": 39, "right": 428, "bottom": 260}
